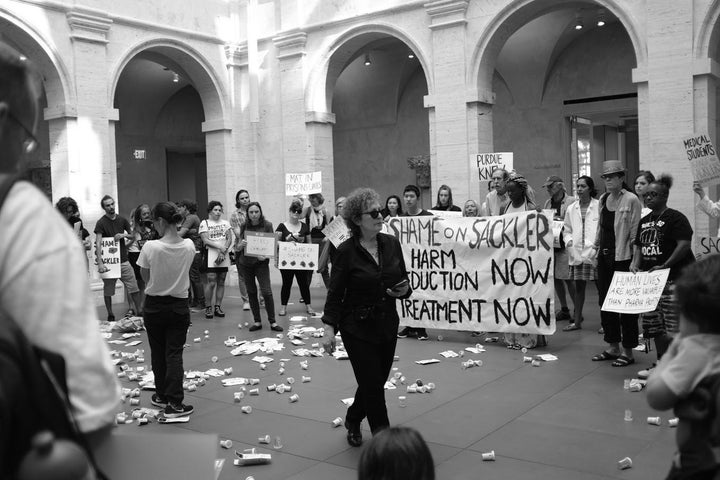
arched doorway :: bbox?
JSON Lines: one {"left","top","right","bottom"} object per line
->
{"left": 0, "top": 13, "right": 68, "bottom": 199}
{"left": 473, "top": 1, "right": 642, "bottom": 204}
{"left": 113, "top": 52, "right": 208, "bottom": 218}
{"left": 327, "top": 33, "right": 431, "bottom": 207}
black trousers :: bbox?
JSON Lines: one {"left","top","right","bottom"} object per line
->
{"left": 144, "top": 295, "right": 190, "bottom": 405}
{"left": 280, "top": 269, "right": 311, "bottom": 305}
{"left": 341, "top": 331, "right": 397, "bottom": 434}
{"left": 597, "top": 256, "right": 639, "bottom": 349}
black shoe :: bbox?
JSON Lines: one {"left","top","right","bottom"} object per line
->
{"left": 249, "top": 324, "right": 262, "bottom": 332}
{"left": 205, "top": 307, "right": 214, "bottom": 319}
{"left": 164, "top": 403, "right": 194, "bottom": 418}
{"left": 151, "top": 394, "right": 168, "bottom": 408}
{"left": 417, "top": 329, "right": 428, "bottom": 341}
{"left": 397, "top": 327, "right": 411, "bottom": 338}
{"left": 107, "top": 314, "right": 116, "bottom": 322}
{"left": 344, "top": 421, "right": 362, "bottom": 447}
{"left": 214, "top": 306, "right": 225, "bottom": 318}
{"left": 270, "top": 323, "right": 283, "bottom": 332}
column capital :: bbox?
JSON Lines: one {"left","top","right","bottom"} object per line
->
{"left": 305, "top": 111, "right": 336, "bottom": 125}
{"left": 693, "top": 58, "right": 720, "bottom": 81}
{"left": 273, "top": 31, "right": 307, "bottom": 59}
{"left": 424, "top": 0, "right": 469, "bottom": 30}
{"left": 67, "top": 8, "right": 112, "bottom": 44}
{"left": 225, "top": 43, "right": 249, "bottom": 68}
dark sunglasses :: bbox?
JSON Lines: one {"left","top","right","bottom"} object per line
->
{"left": 290, "top": 208, "right": 302, "bottom": 214}
{"left": 362, "top": 209, "right": 382, "bottom": 219}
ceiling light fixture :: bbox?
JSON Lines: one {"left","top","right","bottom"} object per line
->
{"left": 364, "top": 53, "right": 371, "bottom": 66}
{"left": 408, "top": 50, "right": 415, "bottom": 59}
{"left": 597, "top": 10, "right": 606, "bottom": 26}
{"left": 574, "top": 13, "right": 583, "bottom": 30}
{"left": 172, "top": 72, "right": 179, "bottom": 83}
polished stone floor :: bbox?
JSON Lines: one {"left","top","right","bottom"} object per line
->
{"left": 104, "top": 283, "right": 676, "bottom": 480}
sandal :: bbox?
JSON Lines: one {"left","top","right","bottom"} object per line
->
{"left": 611, "top": 355, "right": 635, "bottom": 367}
{"left": 591, "top": 351, "right": 620, "bottom": 362}
{"left": 562, "top": 323, "right": 582, "bottom": 332}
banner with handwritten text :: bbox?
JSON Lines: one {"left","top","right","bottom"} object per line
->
{"left": 600, "top": 269, "right": 670, "bottom": 314}
{"left": 277, "top": 242, "right": 319, "bottom": 270}
{"left": 285, "top": 172, "right": 322, "bottom": 196}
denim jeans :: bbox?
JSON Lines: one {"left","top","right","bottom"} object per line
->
{"left": 238, "top": 261, "right": 275, "bottom": 324}
{"left": 144, "top": 295, "right": 190, "bottom": 405}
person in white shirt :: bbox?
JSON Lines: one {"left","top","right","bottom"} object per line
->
{"left": 137, "top": 201, "right": 196, "bottom": 418}
{"left": 693, "top": 181, "right": 720, "bottom": 236}
{"left": 482, "top": 168, "right": 509, "bottom": 216}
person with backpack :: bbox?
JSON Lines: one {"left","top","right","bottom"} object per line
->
{"left": 0, "top": 42, "right": 119, "bottom": 475}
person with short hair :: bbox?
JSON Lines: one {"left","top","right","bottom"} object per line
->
{"left": 542, "top": 175, "right": 576, "bottom": 322}
{"left": 631, "top": 174, "right": 695, "bottom": 378}
{"left": 433, "top": 184, "right": 461, "bottom": 212}
{"left": 199, "top": 200, "right": 232, "bottom": 319}
{"left": 591, "top": 160, "right": 643, "bottom": 367}
{"left": 646, "top": 254, "right": 720, "bottom": 479}
{"left": 397, "top": 184, "right": 431, "bottom": 341}
{"left": 482, "top": 167, "right": 510, "bottom": 216}
{"left": 176, "top": 199, "right": 205, "bottom": 309}
{"left": 0, "top": 43, "right": 119, "bottom": 467}
{"left": 321, "top": 188, "right": 411, "bottom": 446}
{"left": 357, "top": 426, "right": 435, "bottom": 480}
{"left": 94, "top": 194, "right": 142, "bottom": 322}
{"left": 137, "top": 202, "right": 196, "bottom": 418}
{"left": 230, "top": 189, "right": 251, "bottom": 310}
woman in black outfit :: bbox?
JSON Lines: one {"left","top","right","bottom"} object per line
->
{"left": 321, "top": 188, "right": 411, "bottom": 447}
{"left": 276, "top": 199, "right": 316, "bottom": 315}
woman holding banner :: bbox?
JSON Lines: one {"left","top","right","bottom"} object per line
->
{"left": 591, "top": 160, "right": 642, "bottom": 367}
{"left": 562, "top": 176, "right": 599, "bottom": 331}
{"left": 321, "top": 188, "right": 411, "bottom": 446}
{"left": 630, "top": 174, "right": 694, "bottom": 376}
{"left": 237, "top": 202, "right": 280, "bottom": 332}
{"left": 276, "top": 199, "right": 315, "bottom": 316}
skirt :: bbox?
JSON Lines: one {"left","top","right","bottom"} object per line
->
{"left": 641, "top": 282, "right": 678, "bottom": 338}
{"left": 570, "top": 263, "right": 596, "bottom": 281}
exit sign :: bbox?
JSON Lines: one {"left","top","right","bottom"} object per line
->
{"left": 133, "top": 149, "right": 146, "bottom": 160}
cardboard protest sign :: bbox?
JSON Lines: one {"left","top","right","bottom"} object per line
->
{"left": 322, "top": 216, "right": 352, "bottom": 248}
{"left": 600, "top": 269, "right": 670, "bottom": 314}
{"left": 428, "top": 209, "right": 463, "bottom": 218}
{"left": 683, "top": 134, "right": 720, "bottom": 187}
{"left": 277, "top": 242, "right": 319, "bottom": 270}
{"left": 208, "top": 248, "right": 231, "bottom": 268}
{"left": 473, "top": 152, "right": 514, "bottom": 183}
{"left": 386, "top": 212, "right": 555, "bottom": 334}
{"left": 552, "top": 220, "right": 564, "bottom": 249}
{"left": 285, "top": 172, "right": 322, "bottom": 196}
{"left": 245, "top": 231, "right": 276, "bottom": 258}
{"left": 696, "top": 236, "right": 720, "bottom": 258}
{"left": 95, "top": 237, "right": 121, "bottom": 279}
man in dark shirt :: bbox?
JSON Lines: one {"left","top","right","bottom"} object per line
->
{"left": 177, "top": 199, "right": 205, "bottom": 310}
{"left": 397, "top": 184, "right": 432, "bottom": 340}
{"left": 94, "top": 195, "right": 141, "bottom": 322}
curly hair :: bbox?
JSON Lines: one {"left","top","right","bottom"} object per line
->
{"left": 55, "top": 196, "right": 79, "bottom": 216}
{"left": 342, "top": 188, "right": 381, "bottom": 238}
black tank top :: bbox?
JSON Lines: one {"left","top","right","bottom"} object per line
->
{"left": 599, "top": 195, "right": 616, "bottom": 249}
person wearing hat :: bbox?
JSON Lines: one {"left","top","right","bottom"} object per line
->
{"left": 591, "top": 160, "right": 643, "bottom": 367}
{"left": 542, "top": 175, "right": 576, "bottom": 322}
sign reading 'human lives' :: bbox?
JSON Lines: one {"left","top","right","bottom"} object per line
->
{"left": 96, "top": 237, "right": 121, "bottom": 279}
{"left": 245, "top": 231, "right": 276, "bottom": 258}
{"left": 473, "top": 152, "right": 514, "bottom": 182}
{"left": 285, "top": 172, "right": 322, "bottom": 196}
{"left": 322, "top": 216, "right": 352, "bottom": 248}
{"left": 601, "top": 269, "right": 670, "bottom": 314}
{"left": 683, "top": 133, "right": 720, "bottom": 187}
{"left": 277, "top": 242, "right": 319, "bottom": 270}
{"left": 386, "top": 212, "right": 555, "bottom": 334}
{"left": 696, "top": 236, "right": 720, "bottom": 259}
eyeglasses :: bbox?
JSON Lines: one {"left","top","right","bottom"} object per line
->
{"left": 362, "top": 209, "right": 382, "bottom": 219}
{"left": 8, "top": 111, "right": 38, "bottom": 154}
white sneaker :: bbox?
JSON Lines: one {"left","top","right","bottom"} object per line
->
{"left": 242, "top": 302, "right": 250, "bottom": 311}
{"left": 637, "top": 365, "right": 655, "bottom": 380}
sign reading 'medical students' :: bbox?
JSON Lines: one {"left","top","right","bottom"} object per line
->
{"left": 386, "top": 212, "right": 556, "bottom": 334}
{"left": 683, "top": 133, "right": 720, "bottom": 187}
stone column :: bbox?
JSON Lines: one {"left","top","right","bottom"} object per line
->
{"left": 424, "top": 0, "right": 471, "bottom": 203}
{"left": 305, "top": 111, "right": 336, "bottom": 201}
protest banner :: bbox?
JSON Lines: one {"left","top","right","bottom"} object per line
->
{"left": 386, "top": 212, "right": 555, "bottom": 334}
{"left": 696, "top": 236, "right": 720, "bottom": 258}
{"left": 473, "top": 152, "right": 514, "bottom": 183}
{"left": 428, "top": 209, "right": 463, "bottom": 218}
{"left": 94, "top": 237, "right": 121, "bottom": 279}
{"left": 552, "top": 220, "right": 564, "bottom": 249}
{"left": 245, "top": 231, "right": 276, "bottom": 258}
{"left": 322, "top": 215, "right": 352, "bottom": 248}
{"left": 285, "top": 172, "right": 322, "bottom": 196}
{"left": 600, "top": 269, "right": 670, "bottom": 314}
{"left": 683, "top": 133, "right": 720, "bottom": 187}
{"left": 277, "top": 242, "right": 319, "bottom": 270}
